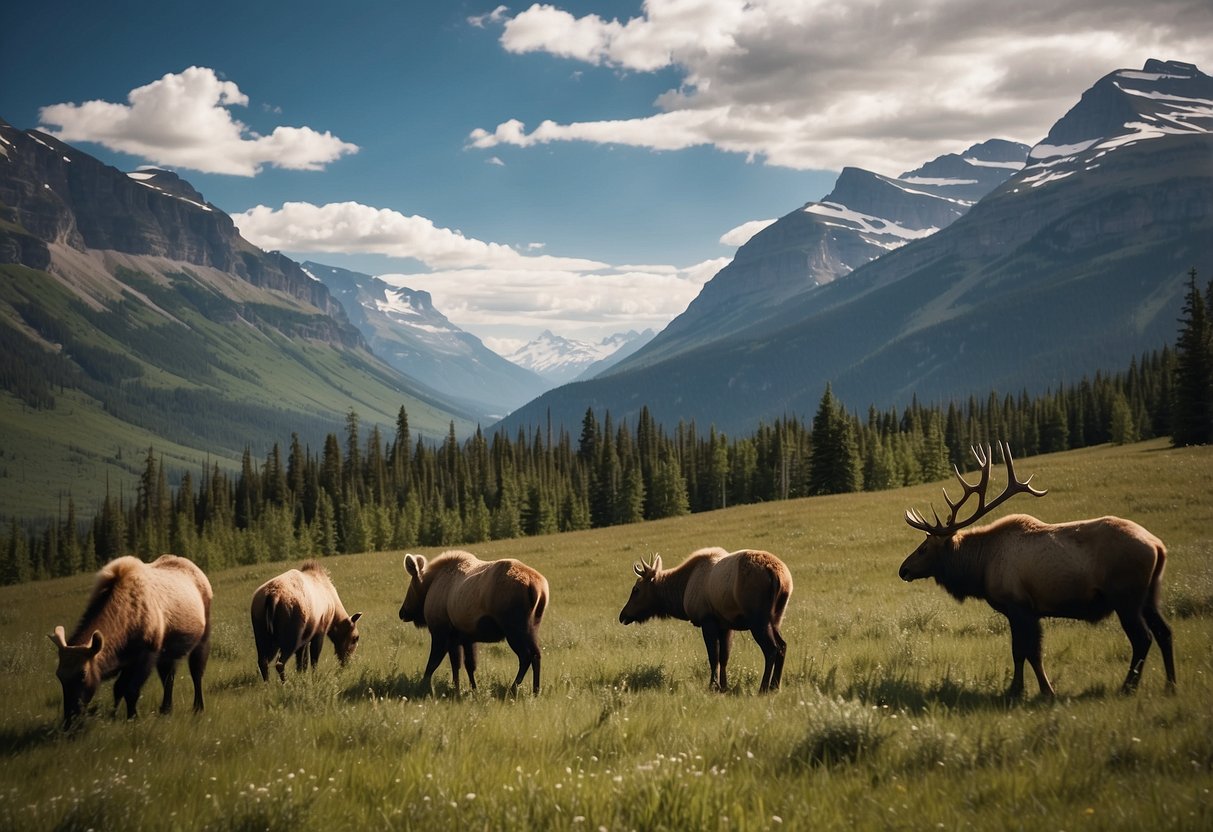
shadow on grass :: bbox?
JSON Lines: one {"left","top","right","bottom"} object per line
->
{"left": 0, "top": 721, "right": 66, "bottom": 756}
{"left": 339, "top": 669, "right": 435, "bottom": 702}
{"left": 841, "top": 672, "right": 1092, "bottom": 713}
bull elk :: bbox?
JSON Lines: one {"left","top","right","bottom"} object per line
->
{"left": 399, "top": 550, "right": 549, "bottom": 695}
{"left": 619, "top": 548, "right": 793, "bottom": 692}
{"left": 49, "top": 555, "right": 213, "bottom": 727}
{"left": 899, "top": 441, "right": 1176, "bottom": 698}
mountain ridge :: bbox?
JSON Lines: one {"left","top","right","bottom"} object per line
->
{"left": 499, "top": 59, "right": 1212, "bottom": 436}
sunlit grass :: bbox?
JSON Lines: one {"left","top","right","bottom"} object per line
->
{"left": 0, "top": 440, "right": 1210, "bottom": 830}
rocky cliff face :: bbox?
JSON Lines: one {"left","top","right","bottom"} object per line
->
{"left": 0, "top": 118, "right": 362, "bottom": 347}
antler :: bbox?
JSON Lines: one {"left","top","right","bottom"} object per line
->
{"left": 905, "top": 440, "right": 1047, "bottom": 536}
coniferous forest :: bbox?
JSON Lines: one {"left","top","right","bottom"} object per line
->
{"left": 2, "top": 269, "right": 1211, "bottom": 585}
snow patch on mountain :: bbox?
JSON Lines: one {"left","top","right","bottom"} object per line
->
{"left": 508, "top": 329, "right": 654, "bottom": 384}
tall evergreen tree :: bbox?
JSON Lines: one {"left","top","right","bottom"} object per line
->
{"left": 809, "top": 384, "right": 858, "bottom": 495}
{"left": 1172, "top": 268, "right": 1213, "bottom": 445}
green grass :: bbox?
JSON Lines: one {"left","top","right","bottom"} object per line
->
{"left": 0, "top": 440, "right": 1210, "bottom": 830}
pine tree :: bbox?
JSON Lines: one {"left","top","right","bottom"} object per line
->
{"left": 809, "top": 384, "right": 858, "bottom": 495}
{"left": 1172, "top": 268, "right": 1213, "bottom": 445}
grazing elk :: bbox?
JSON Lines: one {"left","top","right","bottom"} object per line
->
{"left": 619, "top": 548, "right": 793, "bottom": 692}
{"left": 399, "top": 550, "right": 549, "bottom": 695}
{"left": 49, "top": 555, "right": 213, "bottom": 727}
{"left": 250, "top": 560, "right": 362, "bottom": 682}
{"left": 899, "top": 441, "right": 1176, "bottom": 698}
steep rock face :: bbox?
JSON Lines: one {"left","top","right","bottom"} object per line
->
{"left": 0, "top": 118, "right": 362, "bottom": 347}
{"left": 617, "top": 138, "right": 1028, "bottom": 371}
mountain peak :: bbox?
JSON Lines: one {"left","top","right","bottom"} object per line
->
{"left": 1030, "top": 59, "right": 1212, "bottom": 162}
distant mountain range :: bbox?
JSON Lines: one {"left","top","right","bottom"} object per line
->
{"left": 499, "top": 59, "right": 1213, "bottom": 435}
{"left": 506, "top": 329, "right": 655, "bottom": 385}
{"left": 0, "top": 119, "right": 476, "bottom": 517}
{"left": 299, "top": 261, "right": 549, "bottom": 419}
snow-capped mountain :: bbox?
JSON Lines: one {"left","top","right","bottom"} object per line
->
{"left": 1018, "top": 59, "right": 1212, "bottom": 189}
{"left": 507, "top": 329, "right": 655, "bottom": 385}
{"left": 499, "top": 59, "right": 1212, "bottom": 436}
{"left": 302, "top": 262, "right": 549, "bottom": 418}
{"left": 614, "top": 138, "right": 1029, "bottom": 371}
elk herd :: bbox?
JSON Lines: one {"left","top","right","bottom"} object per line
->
{"left": 47, "top": 443, "right": 1177, "bottom": 727}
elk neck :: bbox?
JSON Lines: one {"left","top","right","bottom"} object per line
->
{"left": 650, "top": 562, "right": 696, "bottom": 621}
{"left": 934, "top": 530, "right": 990, "bottom": 602}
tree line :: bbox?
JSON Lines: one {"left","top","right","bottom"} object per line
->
{"left": 3, "top": 269, "right": 1210, "bottom": 586}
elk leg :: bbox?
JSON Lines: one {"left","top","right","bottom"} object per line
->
{"left": 188, "top": 636, "right": 210, "bottom": 712}
{"left": 463, "top": 639, "right": 479, "bottom": 691}
{"left": 700, "top": 620, "right": 722, "bottom": 691}
{"left": 751, "top": 622, "right": 778, "bottom": 692}
{"left": 447, "top": 641, "right": 464, "bottom": 695}
{"left": 717, "top": 628, "right": 734, "bottom": 693}
{"left": 505, "top": 628, "right": 541, "bottom": 695}
{"left": 157, "top": 657, "right": 176, "bottom": 714}
{"left": 770, "top": 623, "right": 788, "bottom": 690}
{"left": 122, "top": 655, "right": 156, "bottom": 719}
{"left": 1143, "top": 603, "right": 1176, "bottom": 690}
{"left": 309, "top": 635, "right": 324, "bottom": 669}
{"left": 421, "top": 632, "right": 448, "bottom": 695}
{"left": 294, "top": 645, "right": 307, "bottom": 674}
{"left": 1116, "top": 608, "right": 1154, "bottom": 693}
{"left": 1007, "top": 614, "right": 1053, "bottom": 697}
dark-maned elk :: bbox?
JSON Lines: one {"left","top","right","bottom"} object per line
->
{"left": 250, "top": 560, "right": 362, "bottom": 682}
{"left": 899, "top": 441, "right": 1176, "bottom": 698}
{"left": 619, "top": 548, "right": 793, "bottom": 692}
{"left": 49, "top": 554, "right": 213, "bottom": 727}
{"left": 399, "top": 550, "right": 549, "bottom": 696}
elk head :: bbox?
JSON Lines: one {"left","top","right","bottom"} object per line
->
{"left": 899, "top": 441, "right": 1047, "bottom": 582}
{"left": 399, "top": 554, "right": 428, "bottom": 626}
{"left": 619, "top": 554, "right": 663, "bottom": 624}
{"left": 49, "top": 625, "right": 103, "bottom": 727}
{"left": 331, "top": 612, "right": 363, "bottom": 665}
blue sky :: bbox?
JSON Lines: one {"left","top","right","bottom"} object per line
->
{"left": 4, "top": 1, "right": 1211, "bottom": 352}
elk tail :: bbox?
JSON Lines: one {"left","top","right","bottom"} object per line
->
{"left": 532, "top": 583, "right": 548, "bottom": 625}
{"left": 264, "top": 594, "right": 278, "bottom": 638}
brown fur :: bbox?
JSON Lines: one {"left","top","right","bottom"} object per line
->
{"left": 399, "top": 550, "right": 549, "bottom": 695}
{"left": 619, "top": 547, "right": 793, "bottom": 692}
{"left": 900, "top": 513, "right": 1176, "bottom": 697}
{"left": 49, "top": 554, "right": 213, "bottom": 727}
{"left": 250, "top": 560, "right": 362, "bottom": 682}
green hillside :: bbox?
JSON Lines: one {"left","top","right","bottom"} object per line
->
{"left": 1, "top": 440, "right": 1209, "bottom": 830}
{"left": 0, "top": 261, "right": 474, "bottom": 519}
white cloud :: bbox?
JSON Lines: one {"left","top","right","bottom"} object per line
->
{"left": 469, "top": 5, "right": 510, "bottom": 28}
{"left": 720, "top": 217, "right": 776, "bottom": 246}
{"left": 473, "top": 0, "right": 1213, "bottom": 174}
{"left": 487, "top": 155, "right": 506, "bottom": 166}
{"left": 38, "top": 66, "right": 358, "bottom": 176}
{"left": 379, "top": 258, "right": 724, "bottom": 342}
{"left": 231, "top": 201, "right": 608, "bottom": 271}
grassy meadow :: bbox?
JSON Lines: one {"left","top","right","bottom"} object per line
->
{"left": 0, "top": 439, "right": 1210, "bottom": 831}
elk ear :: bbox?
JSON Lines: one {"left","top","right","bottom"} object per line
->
{"left": 652, "top": 555, "right": 662, "bottom": 573}
{"left": 49, "top": 625, "right": 68, "bottom": 650}
{"left": 633, "top": 562, "right": 644, "bottom": 577}
{"left": 350, "top": 612, "right": 362, "bottom": 624}
{"left": 404, "top": 554, "right": 425, "bottom": 578}
{"left": 87, "top": 631, "right": 103, "bottom": 656}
